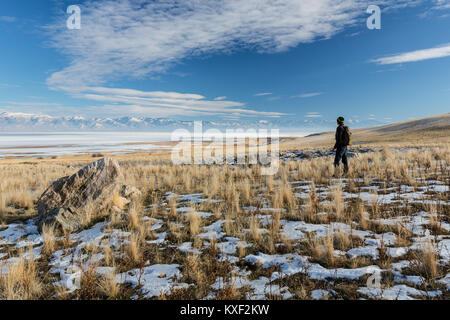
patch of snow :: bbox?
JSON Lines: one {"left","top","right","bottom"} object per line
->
{"left": 70, "top": 222, "right": 108, "bottom": 245}
{"left": 437, "top": 273, "right": 450, "bottom": 291}
{"left": 116, "top": 264, "right": 188, "bottom": 298}
{"left": 217, "top": 237, "right": 249, "bottom": 255}
{"left": 386, "top": 247, "right": 408, "bottom": 258}
{"left": 347, "top": 246, "right": 379, "bottom": 259}
{"left": 199, "top": 220, "right": 225, "bottom": 240}
{"left": 0, "top": 220, "right": 39, "bottom": 245}
{"left": 178, "top": 242, "right": 201, "bottom": 254}
{"left": 358, "top": 284, "right": 441, "bottom": 300}
{"left": 211, "top": 275, "right": 292, "bottom": 300}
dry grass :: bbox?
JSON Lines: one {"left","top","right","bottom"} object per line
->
{"left": 98, "top": 271, "right": 120, "bottom": 299}
{"left": 0, "top": 247, "right": 42, "bottom": 300}
{"left": 126, "top": 232, "right": 143, "bottom": 264}
{"left": 410, "top": 240, "right": 440, "bottom": 283}
{"left": 42, "top": 223, "right": 56, "bottom": 256}
{"left": 188, "top": 209, "right": 201, "bottom": 237}
{"left": 0, "top": 140, "right": 448, "bottom": 300}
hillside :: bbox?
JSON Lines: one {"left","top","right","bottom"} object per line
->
{"left": 282, "top": 113, "right": 450, "bottom": 150}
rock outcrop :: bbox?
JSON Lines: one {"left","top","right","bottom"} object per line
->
{"left": 37, "top": 158, "right": 123, "bottom": 234}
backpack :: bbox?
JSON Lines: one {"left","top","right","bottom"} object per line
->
{"left": 342, "top": 126, "right": 351, "bottom": 146}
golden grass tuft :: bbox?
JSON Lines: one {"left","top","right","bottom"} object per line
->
{"left": 0, "top": 248, "right": 42, "bottom": 300}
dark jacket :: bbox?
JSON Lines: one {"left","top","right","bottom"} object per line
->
{"left": 334, "top": 124, "right": 348, "bottom": 149}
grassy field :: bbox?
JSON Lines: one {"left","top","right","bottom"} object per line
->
{"left": 0, "top": 115, "right": 449, "bottom": 300}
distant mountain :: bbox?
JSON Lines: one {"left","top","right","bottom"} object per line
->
{"left": 0, "top": 112, "right": 190, "bottom": 131}
{"left": 0, "top": 111, "right": 384, "bottom": 133}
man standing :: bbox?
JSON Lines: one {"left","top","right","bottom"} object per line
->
{"left": 332, "top": 116, "right": 351, "bottom": 174}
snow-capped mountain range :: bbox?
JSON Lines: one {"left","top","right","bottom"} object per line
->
{"left": 0, "top": 112, "right": 193, "bottom": 131}
{"left": 0, "top": 112, "right": 381, "bottom": 132}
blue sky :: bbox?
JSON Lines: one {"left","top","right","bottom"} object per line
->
{"left": 0, "top": 0, "right": 449, "bottom": 127}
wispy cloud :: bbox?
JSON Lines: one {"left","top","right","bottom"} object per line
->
{"left": 418, "top": 0, "right": 450, "bottom": 18}
{"left": 214, "top": 96, "right": 227, "bottom": 101}
{"left": 3, "top": 101, "right": 62, "bottom": 107}
{"left": 431, "top": 0, "right": 450, "bottom": 10}
{"left": 68, "top": 87, "right": 288, "bottom": 118}
{"left": 0, "top": 16, "right": 16, "bottom": 23}
{"left": 43, "top": 0, "right": 424, "bottom": 118}
{"left": 371, "top": 43, "right": 450, "bottom": 64}
{"left": 293, "top": 92, "right": 323, "bottom": 98}
{"left": 47, "top": 0, "right": 390, "bottom": 89}
{"left": 254, "top": 93, "right": 273, "bottom": 97}
{"left": 305, "top": 112, "right": 322, "bottom": 118}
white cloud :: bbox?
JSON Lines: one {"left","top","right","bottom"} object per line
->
{"left": 305, "top": 112, "right": 323, "bottom": 118}
{"left": 293, "top": 92, "right": 323, "bottom": 98}
{"left": 432, "top": 0, "right": 450, "bottom": 10}
{"left": 254, "top": 93, "right": 273, "bottom": 97}
{"left": 44, "top": 0, "right": 424, "bottom": 118}
{"left": 214, "top": 96, "right": 227, "bottom": 101}
{"left": 371, "top": 44, "right": 450, "bottom": 64}
{"left": 4, "top": 101, "right": 62, "bottom": 107}
{"left": 417, "top": 0, "right": 450, "bottom": 18}
{"left": 68, "top": 86, "right": 287, "bottom": 118}
{"left": 47, "top": 0, "right": 388, "bottom": 89}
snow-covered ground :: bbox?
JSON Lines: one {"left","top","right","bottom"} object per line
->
{"left": 1, "top": 171, "right": 449, "bottom": 300}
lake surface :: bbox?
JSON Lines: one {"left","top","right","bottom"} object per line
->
{"left": 0, "top": 130, "right": 309, "bottom": 158}
{"left": 0, "top": 132, "right": 174, "bottom": 158}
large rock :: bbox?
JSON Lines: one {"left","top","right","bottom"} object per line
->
{"left": 39, "top": 207, "right": 82, "bottom": 234}
{"left": 37, "top": 158, "right": 122, "bottom": 234}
